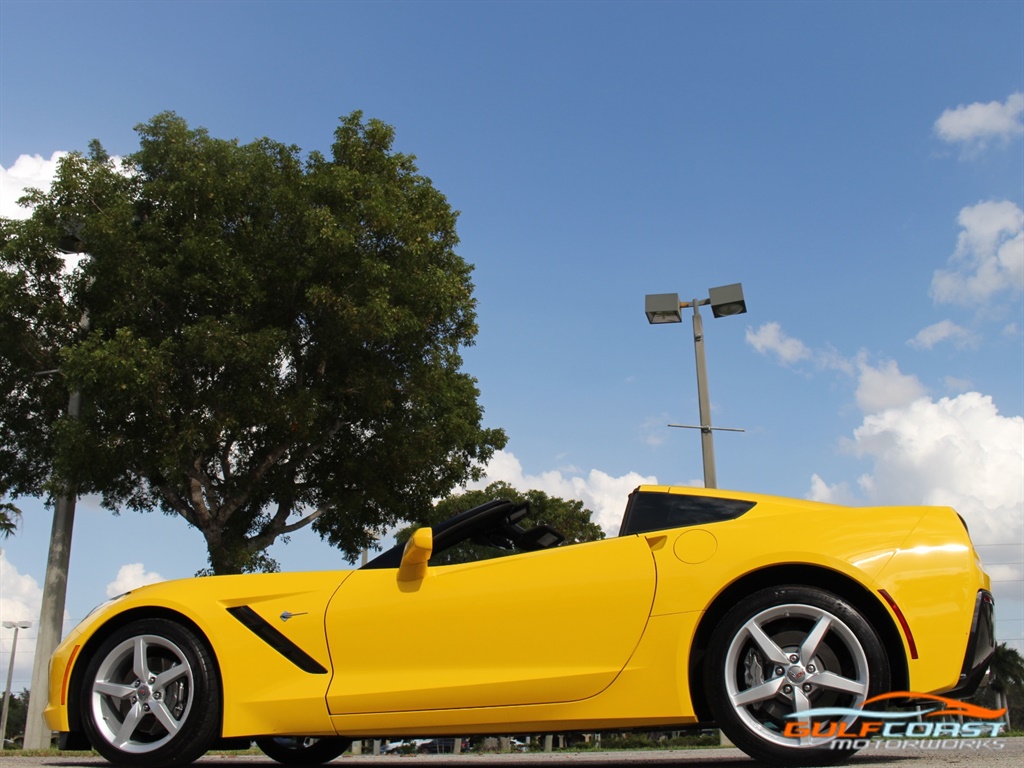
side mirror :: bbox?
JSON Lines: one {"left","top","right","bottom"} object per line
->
{"left": 398, "top": 527, "right": 433, "bottom": 582}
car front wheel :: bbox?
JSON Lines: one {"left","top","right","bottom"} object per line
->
{"left": 705, "top": 585, "right": 890, "bottom": 766}
{"left": 255, "top": 736, "right": 352, "bottom": 765}
{"left": 80, "top": 618, "right": 220, "bottom": 767}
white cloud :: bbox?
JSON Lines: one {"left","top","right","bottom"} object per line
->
{"left": 931, "top": 200, "right": 1024, "bottom": 306}
{"left": 0, "top": 549, "right": 44, "bottom": 691}
{"left": 812, "top": 391, "right": 1024, "bottom": 649}
{"left": 745, "top": 324, "right": 929, "bottom": 415}
{"left": 106, "top": 563, "right": 165, "bottom": 597}
{"left": 854, "top": 357, "right": 927, "bottom": 415}
{"left": 745, "top": 322, "right": 812, "bottom": 365}
{"left": 934, "top": 92, "right": 1024, "bottom": 151}
{"left": 745, "top": 322, "right": 853, "bottom": 375}
{"left": 0, "top": 549, "right": 41, "bottom": 624}
{"left": 908, "top": 319, "right": 977, "bottom": 350}
{"left": 848, "top": 392, "right": 1023, "bottom": 547}
{"left": 807, "top": 474, "right": 856, "bottom": 506}
{"left": 468, "top": 449, "right": 658, "bottom": 535}
{"left": 641, "top": 415, "right": 670, "bottom": 447}
{"left": 0, "top": 152, "right": 66, "bottom": 220}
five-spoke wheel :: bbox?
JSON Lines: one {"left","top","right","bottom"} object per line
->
{"left": 705, "top": 586, "right": 889, "bottom": 766}
{"left": 80, "top": 619, "right": 220, "bottom": 767}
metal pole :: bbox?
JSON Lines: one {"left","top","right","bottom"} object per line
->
{"left": 22, "top": 391, "right": 80, "bottom": 749}
{"left": 0, "top": 623, "right": 25, "bottom": 750}
{"left": 690, "top": 300, "right": 717, "bottom": 489}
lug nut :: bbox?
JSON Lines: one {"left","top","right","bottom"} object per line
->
{"left": 807, "top": 664, "right": 816, "bottom": 673}
{"left": 789, "top": 654, "right": 799, "bottom": 663}
{"left": 803, "top": 684, "right": 812, "bottom": 692}
{"left": 143, "top": 704, "right": 150, "bottom": 712}
{"left": 775, "top": 667, "right": 785, "bottom": 676}
{"left": 783, "top": 685, "right": 793, "bottom": 694}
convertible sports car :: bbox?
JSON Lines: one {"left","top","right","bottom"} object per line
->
{"left": 44, "top": 485, "right": 994, "bottom": 767}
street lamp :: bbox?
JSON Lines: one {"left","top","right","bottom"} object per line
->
{"left": 1, "top": 620, "right": 31, "bottom": 750}
{"left": 644, "top": 283, "right": 748, "bottom": 488}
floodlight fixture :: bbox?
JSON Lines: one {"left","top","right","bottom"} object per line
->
{"left": 644, "top": 282, "right": 748, "bottom": 488}
{"left": 708, "top": 282, "right": 747, "bottom": 318}
{"left": 644, "top": 293, "right": 683, "bottom": 324}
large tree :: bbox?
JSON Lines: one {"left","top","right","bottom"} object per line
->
{"left": 0, "top": 112, "right": 505, "bottom": 573}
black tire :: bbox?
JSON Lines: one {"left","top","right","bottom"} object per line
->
{"left": 79, "top": 618, "right": 220, "bottom": 767}
{"left": 255, "top": 736, "right": 352, "bottom": 765}
{"left": 704, "top": 585, "right": 890, "bottom": 766}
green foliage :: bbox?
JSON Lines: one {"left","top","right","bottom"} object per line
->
{"left": 0, "top": 495, "right": 20, "bottom": 538}
{"left": 597, "top": 733, "right": 719, "bottom": 750}
{"left": 989, "top": 643, "right": 1024, "bottom": 693}
{"left": 2, "top": 688, "right": 30, "bottom": 745}
{"left": 989, "top": 643, "right": 1024, "bottom": 729}
{"left": 0, "top": 112, "right": 505, "bottom": 573}
{"left": 398, "top": 481, "right": 605, "bottom": 565}
{"left": 596, "top": 734, "right": 655, "bottom": 750}
{"left": 970, "top": 643, "right": 1024, "bottom": 730}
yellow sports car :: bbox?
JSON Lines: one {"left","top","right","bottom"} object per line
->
{"left": 45, "top": 485, "right": 994, "bottom": 766}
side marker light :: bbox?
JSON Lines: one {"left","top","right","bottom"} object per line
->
{"left": 878, "top": 589, "right": 918, "bottom": 660}
{"left": 61, "top": 645, "right": 81, "bottom": 706}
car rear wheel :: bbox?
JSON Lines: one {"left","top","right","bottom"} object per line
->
{"left": 255, "top": 736, "right": 352, "bottom": 765}
{"left": 705, "top": 585, "right": 889, "bottom": 766}
{"left": 80, "top": 618, "right": 220, "bottom": 767}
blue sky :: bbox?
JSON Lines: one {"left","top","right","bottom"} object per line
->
{"left": 1, "top": 0, "right": 1022, "bottom": 691}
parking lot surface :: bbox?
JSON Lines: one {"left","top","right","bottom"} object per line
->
{"left": 2, "top": 738, "right": 1021, "bottom": 768}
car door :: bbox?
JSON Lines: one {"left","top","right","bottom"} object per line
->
{"left": 324, "top": 534, "right": 656, "bottom": 714}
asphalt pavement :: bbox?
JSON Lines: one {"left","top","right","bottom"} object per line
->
{"left": 1, "top": 738, "right": 1021, "bottom": 768}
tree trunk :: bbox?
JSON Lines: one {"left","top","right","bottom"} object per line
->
{"left": 204, "top": 534, "right": 251, "bottom": 575}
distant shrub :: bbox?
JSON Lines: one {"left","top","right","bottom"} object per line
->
{"left": 600, "top": 734, "right": 657, "bottom": 750}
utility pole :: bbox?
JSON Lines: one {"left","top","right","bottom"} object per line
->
{"left": 22, "top": 391, "right": 80, "bottom": 749}
{"left": 23, "top": 306, "right": 86, "bottom": 749}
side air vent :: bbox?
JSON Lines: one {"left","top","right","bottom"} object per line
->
{"left": 226, "top": 606, "right": 327, "bottom": 674}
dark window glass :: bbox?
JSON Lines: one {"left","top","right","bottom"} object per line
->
{"left": 619, "top": 491, "right": 756, "bottom": 536}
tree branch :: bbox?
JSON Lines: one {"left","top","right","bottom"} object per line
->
{"left": 153, "top": 480, "right": 205, "bottom": 528}
{"left": 219, "top": 418, "right": 347, "bottom": 523}
{"left": 247, "top": 505, "right": 326, "bottom": 553}
{"left": 218, "top": 438, "right": 293, "bottom": 521}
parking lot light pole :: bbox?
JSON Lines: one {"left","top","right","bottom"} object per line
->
{"left": 1, "top": 621, "right": 31, "bottom": 750}
{"left": 645, "top": 283, "right": 748, "bottom": 489}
